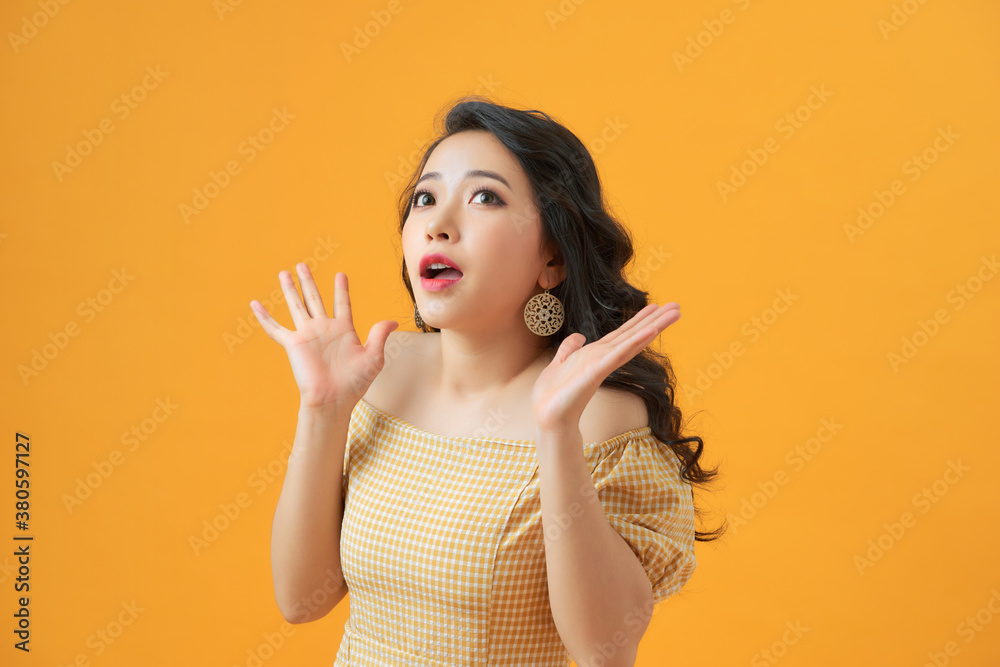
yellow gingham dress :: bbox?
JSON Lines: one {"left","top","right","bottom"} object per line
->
{"left": 333, "top": 397, "right": 697, "bottom": 666}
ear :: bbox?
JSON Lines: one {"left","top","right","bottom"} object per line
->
{"left": 543, "top": 244, "right": 567, "bottom": 288}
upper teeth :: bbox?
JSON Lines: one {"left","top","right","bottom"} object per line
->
{"left": 428, "top": 262, "right": 450, "bottom": 270}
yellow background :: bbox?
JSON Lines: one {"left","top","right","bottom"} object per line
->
{"left": 2, "top": 0, "right": 998, "bottom": 665}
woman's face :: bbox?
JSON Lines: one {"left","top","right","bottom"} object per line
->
{"left": 402, "top": 129, "right": 559, "bottom": 333}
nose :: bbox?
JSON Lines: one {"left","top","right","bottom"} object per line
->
{"left": 423, "top": 203, "right": 459, "bottom": 241}
{"left": 425, "top": 225, "right": 451, "bottom": 241}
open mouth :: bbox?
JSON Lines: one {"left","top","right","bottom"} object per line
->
{"left": 421, "top": 265, "right": 464, "bottom": 281}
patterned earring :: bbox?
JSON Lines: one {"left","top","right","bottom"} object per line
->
{"left": 523, "top": 286, "right": 564, "bottom": 336}
{"left": 414, "top": 303, "right": 424, "bottom": 329}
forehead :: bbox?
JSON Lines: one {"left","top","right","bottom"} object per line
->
{"left": 423, "top": 130, "right": 524, "bottom": 185}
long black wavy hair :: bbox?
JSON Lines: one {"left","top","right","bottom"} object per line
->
{"left": 394, "top": 95, "right": 726, "bottom": 542}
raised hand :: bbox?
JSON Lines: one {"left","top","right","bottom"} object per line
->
{"left": 250, "top": 264, "right": 399, "bottom": 409}
{"left": 530, "top": 303, "right": 681, "bottom": 434}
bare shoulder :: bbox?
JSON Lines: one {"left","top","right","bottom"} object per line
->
{"left": 579, "top": 386, "right": 649, "bottom": 445}
{"left": 383, "top": 329, "right": 422, "bottom": 355}
{"left": 361, "top": 330, "right": 430, "bottom": 405}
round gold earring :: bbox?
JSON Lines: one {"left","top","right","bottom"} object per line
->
{"left": 414, "top": 303, "right": 425, "bottom": 329}
{"left": 523, "top": 286, "right": 564, "bottom": 336}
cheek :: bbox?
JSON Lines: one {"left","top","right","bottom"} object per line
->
{"left": 401, "top": 220, "right": 418, "bottom": 252}
{"left": 401, "top": 227, "right": 420, "bottom": 281}
{"left": 477, "top": 249, "right": 537, "bottom": 295}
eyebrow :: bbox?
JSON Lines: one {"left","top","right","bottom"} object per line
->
{"left": 415, "top": 169, "right": 512, "bottom": 191}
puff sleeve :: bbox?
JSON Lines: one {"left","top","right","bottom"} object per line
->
{"left": 588, "top": 431, "right": 698, "bottom": 604}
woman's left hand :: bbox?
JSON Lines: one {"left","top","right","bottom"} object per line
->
{"left": 531, "top": 302, "right": 682, "bottom": 434}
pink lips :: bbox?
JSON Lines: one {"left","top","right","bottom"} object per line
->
{"left": 419, "top": 251, "right": 463, "bottom": 291}
{"left": 420, "top": 274, "right": 463, "bottom": 291}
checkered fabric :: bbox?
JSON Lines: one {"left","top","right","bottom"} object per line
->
{"left": 333, "top": 397, "right": 697, "bottom": 666}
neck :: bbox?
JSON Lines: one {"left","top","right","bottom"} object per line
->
{"left": 430, "top": 327, "right": 554, "bottom": 405}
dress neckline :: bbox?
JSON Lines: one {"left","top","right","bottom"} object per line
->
{"left": 357, "top": 397, "right": 653, "bottom": 449}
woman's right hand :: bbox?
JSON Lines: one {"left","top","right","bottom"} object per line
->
{"left": 250, "top": 264, "right": 399, "bottom": 410}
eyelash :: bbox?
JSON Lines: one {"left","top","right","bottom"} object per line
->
{"left": 410, "top": 186, "right": 506, "bottom": 208}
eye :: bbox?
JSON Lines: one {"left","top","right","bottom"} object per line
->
{"left": 410, "top": 186, "right": 506, "bottom": 208}
{"left": 412, "top": 189, "right": 433, "bottom": 207}
{"left": 471, "top": 189, "right": 502, "bottom": 205}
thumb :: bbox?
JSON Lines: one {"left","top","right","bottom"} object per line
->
{"left": 553, "top": 332, "right": 585, "bottom": 364}
{"left": 363, "top": 320, "right": 400, "bottom": 363}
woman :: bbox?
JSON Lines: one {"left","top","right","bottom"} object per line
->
{"left": 251, "top": 97, "right": 725, "bottom": 666}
